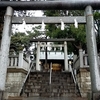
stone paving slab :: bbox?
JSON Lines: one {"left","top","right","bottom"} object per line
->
{"left": 23, "top": 97, "right": 87, "bottom": 100}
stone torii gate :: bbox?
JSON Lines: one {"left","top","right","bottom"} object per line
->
{"left": 0, "top": 0, "right": 100, "bottom": 99}
{"left": 30, "top": 38, "right": 75, "bottom": 71}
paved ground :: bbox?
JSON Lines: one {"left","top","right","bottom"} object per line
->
{"left": 23, "top": 97, "right": 87, "bottom": 100}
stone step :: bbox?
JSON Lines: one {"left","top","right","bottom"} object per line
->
{"left": 39, "top": 92, "right": 77, "bottom": 97}
{"left": 30, "top": 76, "right": 72, "bottom": 78}
{"left": 23, "top": 72, "right": 80, "bottom": 97}
{"left": 30, "top": 72, "right": 71, "bottom": 76}
{"left": 40, "top": 92, "right": 52, "bottom": 97}
{"left": 24, "top": 88, "right": 77, "bottom": 94}
{"left": 29, "top": 78, "right": 72, "bottom": 83}
{"left": 7, "top": 96, "right": 23, "bottom": 100}
{"left": 23, "top": 97, "right": 87, "bottom": 100}
{"left": 24, "top": 85, "right": 76, "bottom": 90}
{"left": 29, "top": 93, "right": 40, "bottom": 97}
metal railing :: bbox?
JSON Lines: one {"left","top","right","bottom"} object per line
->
{"left": 18, "top": 61, "right": 36, "bottom": 96}
{"left": 69, "top": 63, "right": 81, "bottom": 96}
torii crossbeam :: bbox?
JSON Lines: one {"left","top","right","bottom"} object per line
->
{"left": 0, "top": 0, "right": 100, "bottom": 10}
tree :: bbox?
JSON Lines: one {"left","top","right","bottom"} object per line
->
{"left": 94, "top": 11, "right": 100, "bottom": 52}
{"left": 10, "top": 25, "right": 42, "bottom": 55}
{"left": 44, "top": 10, "right": 86, "bottom": 54}
{"left": 68, "top": 24, "right": 86, "bottom": 54}
{"left": 10, "top": 32, "right": 30, "bottom": 53}
{"left": 0, "top": 10, "right": 5, "bottom": 46}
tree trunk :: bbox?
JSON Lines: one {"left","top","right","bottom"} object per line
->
{"left": 0, "top": 10, "right": 5, "bottom": 46}
{"left": 0, "top": 91, "right": 3, "bottom": 100}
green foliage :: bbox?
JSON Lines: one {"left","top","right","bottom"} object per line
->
{"left": 69, "top": 25, "right": 86, "bottom": 44}
{"left": 94, "top": 11, "right": 100, "bottom": 20}
{"left": 94, "top": 11, "right": 100, "bottom": 35}
{"left": 68, "top": 25, "right": 86, "bottom": 54}
{"left": 10, "top": 25, "right": 43, "bottom": 54}
{"left": 94, "top": 11, "right": 100, "bottom": 52}
{"left": 44, "top": 10, "right": 84, "bottom": 16}
{"left": 46, "top": 23, "right": 86, "bottom": 54}
{"left": 11, "top": 32, "right": 27, "bottom": 52}
{"left": 44, "top": 10, "right": 86, "bottom": 54}
{"left": 10, "top": 9, "right": 87, "bottom": 55}
{"left": 46, "top": 24, "right": 69, "bottom": 38}
{"left": 11, "top": 31, "right": 34, "bottom": 53}
{"left": 67, "top": 10, "right": 84, "bottom": 16}
{"left": 44, "top": 10, "right": 61, "bottom": 16}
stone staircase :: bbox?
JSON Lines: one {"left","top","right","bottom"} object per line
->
{"left": 7, "top": 96, "right": 23, "bottom": 100}
{"left": 21, "top": 71, "right": 80, "bottom": 98}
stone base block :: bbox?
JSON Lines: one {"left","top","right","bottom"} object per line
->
{"left": 93, "top": 92, "right": 100, "bottom": 100}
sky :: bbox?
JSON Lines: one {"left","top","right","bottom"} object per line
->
{"left": 12, "top": 10, "right": 44, "bottom": 33}
{"left": 12, "top": 10, "right": 47, "bottom": 51}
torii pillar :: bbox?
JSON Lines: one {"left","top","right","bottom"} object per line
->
{"left": 36, "top": 42, "right": 41, "bottom": 71}
{"left": 0, "top": 6, "right": 13, "bottom": 98}
{"left": 64, "top": 41, "right": 68, "bottom": 71}
{"left": 85, "top": 6, "right": 100, "bottom": 95}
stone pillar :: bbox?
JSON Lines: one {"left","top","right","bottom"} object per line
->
{"left": 18, "top": 51, "right": 23, "bottom": 68}
{"left": 49, "top": 62, "right": 52, "bottom": 84}
{"left": 0, "top": 6, "right": 13, "bottom": 94}
{"left": 64, "top": 41, "right": 68, "bottom": 71}
{"left": 85, "top": 6, "right": 100, "bottom": 92}
{"left": 36, "top": 42, "right": 41, "bottom": 71}
{"left": 79, "top": 49, "right": 83, "bottom": 68}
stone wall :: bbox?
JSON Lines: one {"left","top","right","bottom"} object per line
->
{"left": 4, "top": 68, "right": 27, "bottom": 99}
{"left": 77, "top": 68, "right": 91, "bottom": 97}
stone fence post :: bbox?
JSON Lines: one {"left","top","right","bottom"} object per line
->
{"left": 79, "top": 49, "right": 83, "bottom": 68}
{"left": 18, "top": 51, "right": 23, "bottom": 68}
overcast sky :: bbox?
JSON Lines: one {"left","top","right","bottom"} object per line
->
{"left": 12, "top": 10, "right": 44, "bottom": 33}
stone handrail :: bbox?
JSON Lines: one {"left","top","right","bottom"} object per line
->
{"left": 8, "top": 52, "right": 30, "bottom": 71}
{"left": 73, "top": 56, "right": 80, "bottom": 70}
{"left": 83, "top": 54, "right": 89, "bottom": 67}
{"left": 19, "top": 61, "right": 35, "bottom": 96}
{"left": 83, "top": 54, "right": 100, "bottom": 66}
{"left": 9, "top": 55, "right": 19, "bottom": 67}
{"left": 69, "top": 63, "right": 81, "bottom": 96}
{"left": 23, "top": 57, "right": 29, "bottom": 71}
{"left": 73, "top": 52, "right": 100, "bottom": 70}
{"left": 73, "top": 54, "right": 90, "bottom": 70}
